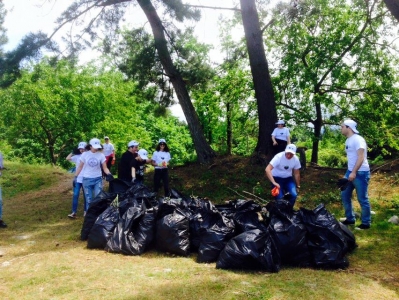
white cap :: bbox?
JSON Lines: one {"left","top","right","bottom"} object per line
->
{"left": 89, "top": 138, "right": 102, "bottom": 149}
{"left": 275, "top": 120, "right": 285, "bottom": 125}
{"left": 78, "top": 142, "right": 87, "bottom": 149}
{"left": 138, "top": 149, "right": 148, "bottom": 160}
{"left": 343, "top": 119, "right": 359, "bottom": 134}
{"left": 128, "top": 140, "right": 139, "bottom": 147}
{"left": 159, "top": 138, "right": 166, "bottom": 144}
{"left": 285, "top": 144, "right": 297, "bottom": 154}
{"left": 104, "top": 136, "right": 109, "bottom": 140}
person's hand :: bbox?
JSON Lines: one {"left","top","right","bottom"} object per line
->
{"left": 271, "top": 186, "right": 280, "bottom": 197}
{"left": 131, "top": 178, "right": 136, "bottom": 183}
{"left": 273, "top": 141, "right": 278, "bottom": 146}
{"left": 73, "top": 176, "right": 77, "bottom": 186}
{"left": 348, "top": 172, "right": 356, "bottom": 181}
{"left": 105, "top": 173, "right": 114, "bottom": 182}
{"left": 162, "top": 161, "right": 167, "bottom": 167}
{"left": 111, "top": 159, "right": 115, "bottom": 165}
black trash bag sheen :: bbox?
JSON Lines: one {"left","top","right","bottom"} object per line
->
{"left": 87, "top": 205, "right": 120, "bottom": 249}
{"left": 197, "top": 202, "right": 235, "bottom": 263}
{"left": 299, "top": 204, "right": 354, "bottom": 269}
{"left": 81, "top": 191, "right": 117, "bottom": 241}
{"left": 233, "top": 200, "right": 268, "bottom": 234}
{"left": 105, "top": 202, "right": 156, "bottom": 255}
{"left": 156, "top": 207, "right": 190, "bottom": 256}
{"left": 216, "top": 229, "right": 280, "bottom": 272}
{"left": 267, "top": 201, "right": 312, "bottom": 267}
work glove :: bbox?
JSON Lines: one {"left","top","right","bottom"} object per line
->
{"left": 105, "top": 173, "right": 114, "bottom": 182}
{"left": 336, "top": 178, "right": 350, "bottom": 191}
{"left": 72, "top": 176, "right": 77, "bottom": 187}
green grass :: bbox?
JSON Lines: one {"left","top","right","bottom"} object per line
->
{"left": 0, "top": 158, "right": 399, "bottom": 300}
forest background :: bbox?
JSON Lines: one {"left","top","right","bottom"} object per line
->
{"left": 1, "top": 0, "right": 399, "bottom": 170}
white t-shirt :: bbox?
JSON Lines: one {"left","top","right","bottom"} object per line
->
{"left": 345, "top": 134, "right": 370, "bottom": 172}
{"left": 270, "top": 152, "right": 301, "bottom": 178}
{"left": 70, "top": 154, "right": 84, "bottom": 183}
{"left": 102, "top": 143, "right": 115, "bottom": 157}
{"left": 271, "top": 127, "right": 290, "bottom": 141}
{"left": 79, "top": 151, "right": 106, "bottom": 178}
{"left": 152, "top": 151, "right": 171, "bottom": 169}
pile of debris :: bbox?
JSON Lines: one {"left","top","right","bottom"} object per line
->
{"left": 80, "top": 179, "right": 357, "bottom": 272}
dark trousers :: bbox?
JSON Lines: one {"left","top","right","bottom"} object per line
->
{"left": 154, "top": 168, "right": 170, "bottom": 197}
{"left": 273, "top": 140, "right": 288, "bottom": 156}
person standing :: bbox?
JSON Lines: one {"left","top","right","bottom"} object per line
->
{"left": 103, "top": 136, "right": 116, "bottom": 170}
{"left": 118, "top": 140, "right": 139, "bottom": 182}
{"left": 130, "top": 149, "right": 151, "bottom": 184}
{"left": 271, "top": 120, "right": 291, "bottom": 155}
{"left": 66, "top": 142, "right": 87, "bottom": 219}
{"left": 265, "top": 144, "right": 301, "bottom": 208}
{"left": 340, "top": 119, "right": 371, "bottom": 230}
{"left": 152, "top": 139, "right": 171, "bottom": 197}
{"left": 0, "top": 151, "right": 7, "bottom": 228}
{"left": 75, "top": 138, "right": 113, "bottom": 210}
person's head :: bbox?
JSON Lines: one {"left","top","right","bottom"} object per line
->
{"left": 127, "top": 140, "right": 139, "bottom": 153}
{"left": 156, "top": 138, "right": 170, "bottom": 152}
{"left": 284, "top": 144, "right": 297, "bottom": 159}
{"left": 88, "top": 138, "right": 102, "bottom": 152}
{"left": 275, "top": 120, "right": 285, "bottom": 128}
{"left": 78, "top": 142, "right": 87, "bottom": 153}
{"left": 341, "top": 119, "right": 359, "bottom": 137}
{"left": 138, "top": 149, "right": 149, "bottom": 160}
{"left": 104, "top": 136, "right": 110, "bottom": 144}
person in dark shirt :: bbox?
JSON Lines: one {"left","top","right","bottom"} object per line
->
{"left": 130, "top": 149, "right": 151, "bottom": 184}
{"left": 118, "top": 140, "right": 139, "bottom": 182}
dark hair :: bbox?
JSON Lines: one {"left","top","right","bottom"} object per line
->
{"left": 156, "top": 143, "right": 170, "bottom": 152}
{"left": 85, "top": 144, "right": 91, "bottom": 151}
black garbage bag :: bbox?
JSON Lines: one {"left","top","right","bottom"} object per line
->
{"left": 338, "top": 222, "right": 358, "bottom": 252}
{"left": 109, "top": 178, "right": 131, "bottom": 194}
{"left": 105, "top": 201, "right": 157, "bottom": 255}
{"left": 233, "top": 200, "right": 268, "bottom": 234}
{"left": 216, "top": 229, "right": 280, "bottom": 272}
{"left": 267, "top": 200, "right": 312, "bottom": 267}
{"left": 81, "top": 191, "right": 117, "bottom": 241}
{"left": 87, "top": 205, "right": 120, "bottom": 249}
{"left": 156, "top": 206, "right": 190, "bottom": 256}
{"left": 299, "top": 204, "right": 354, "bottom": 269}
{"left": 197, "top": 202, "right": 235, "bottom": 263}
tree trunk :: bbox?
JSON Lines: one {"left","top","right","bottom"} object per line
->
{"left": 311, "top": 100, "right": 323, "bottom": 164}
{"left": 239, "top": 0, "right": 278, "bottom": 160}
{"left": 384, "top": 0, "right": 399, "bottom": 22}
{"left": 137, "top": 0, "right": 216, "bottom": 164}
{"left": 226, "top": 101, "right": 232, "bottom": 155}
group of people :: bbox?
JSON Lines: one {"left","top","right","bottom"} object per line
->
{"left": 0, "top": 119, "right": 372, "bottom": 230}
{"left": 266, "top": 119, "right": 371, "bottom": 230}
{"left": 66, "top": 137, "right": 171, "bottom": 218}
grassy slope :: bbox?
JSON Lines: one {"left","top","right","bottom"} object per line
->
{"left": 0, "top": 157, "right": 398, "bottom": 300}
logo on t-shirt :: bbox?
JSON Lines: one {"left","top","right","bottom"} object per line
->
{"left": 87, "top": 157, "right": 99, "bottom": 167}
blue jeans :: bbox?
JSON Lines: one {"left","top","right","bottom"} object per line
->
{"left": 71, "top": 182, "right": 87, "bottom": 214}
{"left": 82, "top": 177, "right": 103, "bottom": 211}
{"left": 341, "top": 170, "right": 371, "bottom": 225}
{"left": 0, "top": 186, "right": 3, "bottom": 219}
{"left": 273, "top": 176, "right": 297, "bottom": 207}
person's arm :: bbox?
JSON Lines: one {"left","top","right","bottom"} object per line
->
{"left": 286, "top": 129, "right": 291, "bottom": 144}
{"left": 66, "top": 153, "right": 73, "bottom": 161}
{"left": 75, "top": 161, "right": 84, "bottom": 176}
{"left": 293, "top": 169, "right": 300, "bottom": 189}
{"left": 265, "top": 164, "right": 280, "bottom": 188}
{"left": 102, "top": 161, "right": 111, "bottom": 175}
{"left": 271, "top": 135, "right": 277, "bottom": 145}
{"left": 348, "top": 148, "right": 365, "bottom": 181}
{"left": 131, "top": 166, "right": 136, "bottom": 181}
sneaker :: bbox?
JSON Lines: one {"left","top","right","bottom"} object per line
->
{"left": 0, "top": 220, "right": 7, "bottom": 228}
{"left": 341, "top": 219, "right": 355, "bottom": 225}
{"left": 68, "top": 213, "right": 77, "bottom": 219}
{"left": 355, "top": 224, "right": 370, "bottom": 230}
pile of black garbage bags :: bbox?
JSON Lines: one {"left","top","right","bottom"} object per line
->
{"left": 80, "top": 179, "right": 357, "bottom": 273}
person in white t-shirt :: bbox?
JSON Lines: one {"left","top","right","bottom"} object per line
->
{"left": 340, "top": 119, "right": 371, "bottom": 230}
{"left": 265, "top": 144, "right": 301, "bottom": 207}
{"left": 75, "top": 138, "right": 113, "bottom": 211}
{"left": 66, "top": 142, "right": 87, "bottom": 219}
{"left": 103, "top": 136, "right": 115, "bottom": 170}
{"left": 271, "top": 120, "right": 291, "bottom": 155}
{"left": 151, "top": 139, "right": 171, "bottom": 197}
